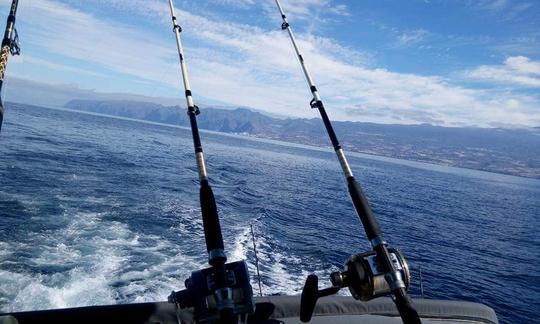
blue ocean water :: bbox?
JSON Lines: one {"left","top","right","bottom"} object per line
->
{"left": 0, "top": 104, "right": 539, "bottom": 323}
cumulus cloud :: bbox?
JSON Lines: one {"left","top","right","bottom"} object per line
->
{"left": 461, "top": 56, "right": 540, "bottom": 88}
{"left": 506, "top": 56, "right": 540, "bottom": 74}
{"left": 3, "top": 0, "right": 540, "bottom": 128}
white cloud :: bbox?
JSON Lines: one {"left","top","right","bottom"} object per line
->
{"left": 257, "top": 0, "right": 350, "bottom": 25}
{"left": 269, "top": 0, "right": 349, "bottom": 18}
{"left": 395, "top": 29, "right": 429, "bottom": 48}
{"left": 461, "top": 56, "right": 540, "bottom": 88}
{"left": 213, "top": 0, "right": 255, "bottom": 8}
{"left": 4, "top": 0, "right": 540, "bottom": 128}
{"left": 479, "top": 0, "right": 509, "bottom": 11}
{"left": 12, "top": 0, "right": 182, "bottom": 86}
{"left": 505, "top": 56, "right": 540, "bottom": 74}
{"left": 473, "top": 0, "right": 533, "bottom": 20}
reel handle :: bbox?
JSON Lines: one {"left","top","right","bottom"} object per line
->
{"left": 300, "top": 274, "right": 340, "bottom": 322}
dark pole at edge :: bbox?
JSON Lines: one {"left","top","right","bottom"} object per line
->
{"left": 0, "top": 0, "right": 19, "bottom": 133}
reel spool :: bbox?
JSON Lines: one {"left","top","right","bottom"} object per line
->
{"left": 169, "top": 260, "right": 255, "bottom": 322}
{"left": 300, "top": 247, "right": 411, "bottom": 322}
{"left": 331, "top": 247, "right": 410, "bottom": 301}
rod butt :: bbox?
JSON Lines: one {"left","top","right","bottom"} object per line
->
{"left": 200, "top": 180, "right": 226, "bottom": 263}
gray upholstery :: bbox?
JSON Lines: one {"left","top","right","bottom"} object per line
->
{"left": 0, "top": 316, "right": 18, "bottom": 324}
{"left": 1, "top": 296, "right": 498, "bottom": 323}
{"left": 256, "top": 296, "right": 498, "bottom": 323}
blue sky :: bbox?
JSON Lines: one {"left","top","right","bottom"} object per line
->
{"left": 1, "top": 0, "right": 539, "bottom": 127}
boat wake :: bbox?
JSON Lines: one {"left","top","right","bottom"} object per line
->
{"left": 0, "top": 195, "right": 333, "bottom": 312}
{"left": 1, "top": 105, "right": 538, "bottom": 323}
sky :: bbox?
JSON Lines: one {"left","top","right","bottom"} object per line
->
{"left": 1, "top": 0, "right": 539, "bottom": 127}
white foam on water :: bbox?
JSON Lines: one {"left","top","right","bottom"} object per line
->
{"left": 2, "top": 196, "right": 344, "bottom": 312}
{"left": 0, "top": 206, "right": 205, "bottom": 312}
{"left": 1, "top": 211, "right": 129, "bottom": 311}
{"left": 176, "top": 219, "right": 321, "bottom": 297}
{"left": 228, "top": 225, "right": 251, "bottom": 263}
{"left": 0, "top": 242, "right": 11, "bottom": 260}
{"left": 56, "top": 194, "right": 110, "bottom": 205}
{"left": 124, "top": 250, "right": 202, "bottom": 303}
{"left": 160, "top": 213, "right": 308, "bottom": 299}
{"left": 233, "top": 223, "right": 338, "bottom": 297}
{"left": 6, "top": 259, "right": 122, "bottom": 311}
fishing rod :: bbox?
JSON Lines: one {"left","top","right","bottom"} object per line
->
{"left": 165, "top": 0, "right": 254, "bottom": 323}
{"left": 274, "top": 1, "right": 421, "bottom": 323}
{"left": 0, "top": 0, "right": 21, "bottom": 133}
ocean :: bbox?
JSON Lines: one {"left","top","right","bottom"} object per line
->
{"left": 0, "top": 104, "right": 539, "bottom": 323}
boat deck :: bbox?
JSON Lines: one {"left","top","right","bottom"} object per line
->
{"left": 0, "top": 296, "right": 498, "bottom": 323}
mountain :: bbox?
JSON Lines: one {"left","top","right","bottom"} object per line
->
{"left": 5, "top": 77, "right": 181, "bottom": 108}
{"left": 64, "top": 99, "right": 540, "bottom": 178}
{"left": 65, "top": 99, "right": 280, "bottom": 134}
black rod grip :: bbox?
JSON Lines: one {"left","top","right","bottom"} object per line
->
{"left": 347, "top": 177, "right": 382, "bottom": 241}
{"left": 373, "top": 241, "right": 421, "bottom": 323}
{"left": 219, "top": 308, "right": 236, "bottom": 324}
{"left": 394, "top": 288, "right": 422, "bottom": 324}
{"left": 200, "top": 180, "right": 224, "bottom": 253}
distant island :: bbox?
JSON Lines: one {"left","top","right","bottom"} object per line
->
{"left": 64, "top": 99, "right": 540, "bottom": 179}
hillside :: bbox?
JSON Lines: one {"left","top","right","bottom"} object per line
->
{"left": 65, "top": 99, "right": 540, "bottom": 178}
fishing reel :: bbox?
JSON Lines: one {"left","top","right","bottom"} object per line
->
{"left": 169, "top": 260, "right": 255, "bottom": 323}
{"left": 300, "top": 247, "right": 410, "bottom": 322}
{"left": 332, "top": 247, "right": 410, "bottom": 300}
